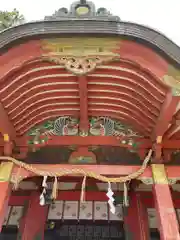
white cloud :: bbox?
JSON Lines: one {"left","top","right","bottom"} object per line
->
{"left": 1, "top": 0, "right": 180, "bottom": 46}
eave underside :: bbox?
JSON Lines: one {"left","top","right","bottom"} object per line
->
{"left": 0, "top": 37, "right": 180, "bottom": 164}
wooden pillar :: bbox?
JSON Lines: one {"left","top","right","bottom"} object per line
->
{"left": 123, "top": 192, "right": 150, "bottom": 240}
{"left": 152, "top": 164, "right": 180, "bottom": 240}
{"left": 0, "top": 162, "right": 13, "bottom": 232}
{"left": 18, "top": 192, "right": 48, "bottom": 240}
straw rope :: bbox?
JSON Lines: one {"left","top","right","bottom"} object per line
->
{"left": 0, "top": 149, "right": 152, "bottom": 183}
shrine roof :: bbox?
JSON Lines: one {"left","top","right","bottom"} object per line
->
{"left": 0, "top": 1, "right": 180, "bottom": 66}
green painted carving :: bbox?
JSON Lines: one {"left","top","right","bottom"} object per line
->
{"left": 27, "top": 116, "right": 142, "bottom": 151}
{"left": 69, "top": 156, "right": 96, "bottom": 164}
{"left": 89, "top": 117, "right": 142, "bottom": 148}
{"left": 162, "top": 65, "right": 180, "bottom": 96}
{"left": 27, "top": 116, "right": 79, "bottom": 145}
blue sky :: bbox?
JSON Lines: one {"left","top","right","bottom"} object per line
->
{"left": 1, "top": 0, "right": 180, "bottom": 46}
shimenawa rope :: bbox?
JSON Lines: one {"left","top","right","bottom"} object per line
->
{"left": 0, "top": 149, "right": 152, "bottom": 183}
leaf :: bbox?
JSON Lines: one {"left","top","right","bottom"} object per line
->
{"left": 0, "top": 9, "right": 25, "bottom": 30}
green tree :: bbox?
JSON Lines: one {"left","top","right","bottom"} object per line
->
{"left": 0, "top": 8, "right": 25, "bottom": 30}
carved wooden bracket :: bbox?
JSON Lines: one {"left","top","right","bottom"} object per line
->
{"left": 41, "top": 38, "right": 120, "bottom": 75}
{"left": 44, "top": 54, "right": 119, "bottom": 75}
{"left": 139, "top": 177, "right": 178, "bottom": 185}
{"left": 162, "top": 65, "right": 180, "bottom": 96}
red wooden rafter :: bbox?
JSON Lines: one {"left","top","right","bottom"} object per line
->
{"left": 152, "top": 91, "right": 180, "bottom": 140}
{"left": 78, "top": 75, "right": 89, "bottom": 132}
{"left": 0, "top": 59, "right": 167, "bottom": 138}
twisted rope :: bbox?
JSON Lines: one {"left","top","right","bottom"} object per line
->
{"left": 0, "top": 149, "right": 152, "bottom": 183}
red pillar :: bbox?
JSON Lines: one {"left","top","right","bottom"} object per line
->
{"left": 124, "top": 192, "right": 150, "bottom": 240}
{"left": 152, "top": 164, "right": 180, "bottom": 240}
{"left": 19, "top": 191, "right": 48, "bottom": 240}
{"left": 0, "top": 162, "right": 13, "bottom": 231}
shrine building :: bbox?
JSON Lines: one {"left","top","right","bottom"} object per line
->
{"left": 0, "top": 0, "right": 180, "bottom": 239}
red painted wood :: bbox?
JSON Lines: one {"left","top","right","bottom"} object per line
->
{"left": 90, "top": 69, "right": 165, "bottom": 101}
{"left": 19, "top": 192, "right": 48, "bottom": 240}
{"left": 2, "top": 135, "right": 150, "bottom": 148}
{"left": 152, "top": 92, "right": 180, "bottom": 139}
{"left": 78, "top": 76, "right": 89, "bottom": 132}
{"left": 153, "top": 184, "right": 180, "bottom": 240}
{"left": 124, "top": 192, "right": 150, "bottom": 240}
{"left": 88, "top": 97, "right": 156, "bottom": 124}
{"left": 9, "top": 190, "right": 180, "bottom": 209}
{"left": 9, "top": 195, "right": 30, "bottom": 206}
{"left": 88, "top": 84, "right": 161, "bottom": 111}
{"left": 0, "top": 103, "right": 16, "bottom": 140}
{"left": 3, "top": 136, "right": 180, "bottom": 149}
{"left": 119, "top": 40, "right": 168, "bottom": 78}
{"left": 0, "top": 182, "right": 11, "bottom": 232}
{"left": 0, "top": 41, "right": 42, "bottom": 82}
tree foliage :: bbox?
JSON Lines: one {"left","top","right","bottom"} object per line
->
{"left": 0, "top": 8, "right": 24, "bottom": 31}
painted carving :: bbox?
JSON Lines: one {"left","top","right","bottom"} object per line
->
{"left": 28, "top": 116, "right": 79, "bottom": 145}
{"left": 42, "top": 38, "right": 120, "bottom": 75}
{"left": 27, "top": 116, "right": 141, "bottom": 150}
{"left": 162, "top": 65, "right": 180, "bottom": 96}
{"left": 47, "top": 55, "right": 118, "bottom": 75}
{"left": 139, "top": 178, "right": 153, "bottom": 185}
{"left": 0, "top": 162, "right": 14, "bottom": 182}
{"left": 89, "top": 117, "right": 141, "bottom": 147}
{"left": 69, "top": 156, "right": 96, "bottom": 164}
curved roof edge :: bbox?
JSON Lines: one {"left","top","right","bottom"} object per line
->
{"left": 0, "top": 20, "right": 180, "bottom": 67}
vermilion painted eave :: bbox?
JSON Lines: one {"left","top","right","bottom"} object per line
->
{"left": 119, "top": 40, "right": 169, "bottom": 79}
{"left": 1, "top": 80, "right": 77, "bottom": 105}
{"left": 11, "top": 103, "right": 154, "bottom": 132}
{"left": 3, "top": 72, "right": 158, "bottom": 126}
{"left": 12, "top": 109, "right": 150, "bottom": 137}
{"left": 1, "top": 61, "right": 161, "bottom": 121}
{"left": 0, "top": 41, "right": 42, "bottom": 82}
{"left": 0, "top": 67, "right": 74, "bottom": 99}
{"left": 0, "top": 39, "right": 171, "bottom": 142}
{"left": 91, "top": 68, "right": 166, "bottom": 101}
{"left": 8, "top": 94, "right": 157, "bottom": 125}
{"left": 152, "top": 93, "right": 180, "bottom": 139}
{"left": 7, "top": 93, "right": 156, "bottom": 135}
{"left": 0, "top": 39, "right": 169, "bottom": 80}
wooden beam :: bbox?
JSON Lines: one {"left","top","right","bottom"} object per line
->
{"left": 0, "top": 135, "right": 151, "bottom": 148}
{"left": 152, "top": 164, "right": 180, "bottom": 240}
{"left": 18, "top": 192, "right": 48, "bottom": 240}
{"left": 152, "top": 91, "right": 180, "bottom": 140}
{"left": 0, "top": 162, "right": 13, "bottom": 231}
{"left": 8, "top": 191, "right": 180, "bottom": 209}
{"left": 0, "top": 103, "right": 16, "bottom": 140}
{"left": 124, "top": 193, "right": 150, "bottom": 240}
{"left": 78, "top": 75, "right": 89, "bottom": 133}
